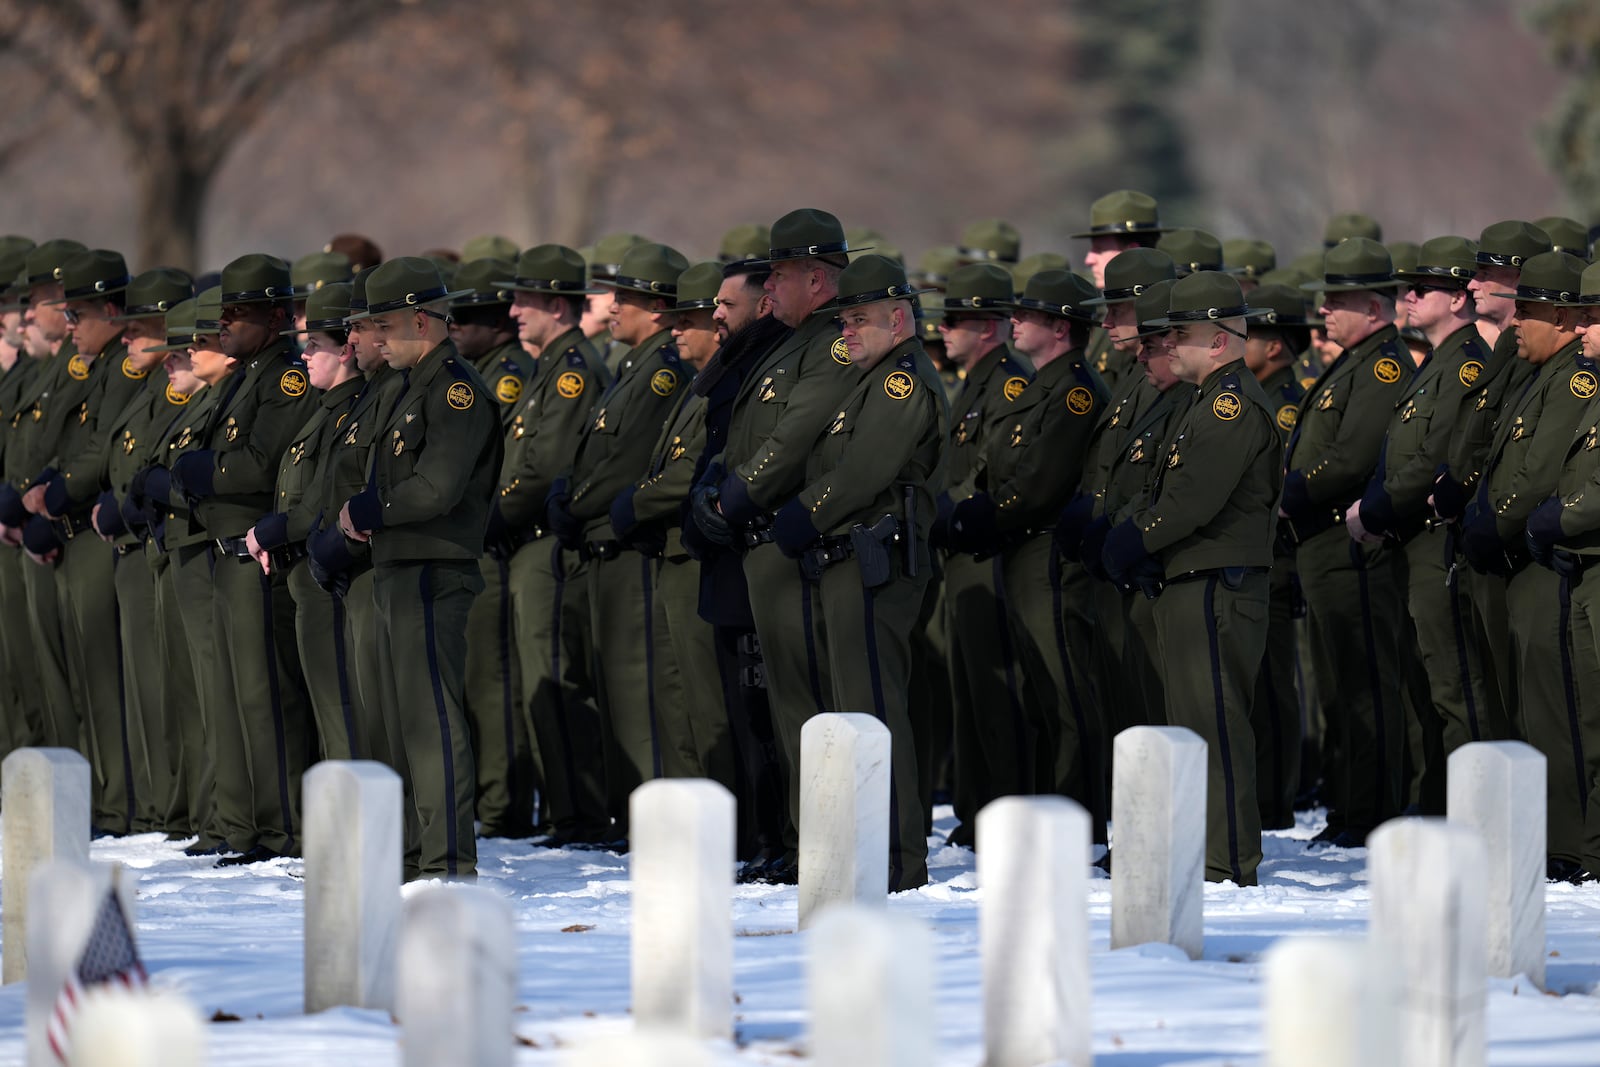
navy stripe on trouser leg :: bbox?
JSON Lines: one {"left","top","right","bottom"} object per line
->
{"left": 1049, "top": 542, "right": 1104, "bottom": 826}
{"left": 332, "top": 593, "right": 359, "bottom": 758}
{"left": 1560, "top": 576, "right": 1588, "bottom": 815}
{"left": 1446, "top": 564, "right": 1482, "bottom": 742}
{"left": 547, "top": 543, "right": 580, "bottom": 813}
{"left": 859, "top": 577, "right": 904, "bottom": 891}
{"left": 801, "top": 572, "right": 828, "bottom": 713}
{"left": 420, "top": 563, "right": 459, "bottom": 874}
{"left": 497, "top": 558, "right": 516, "bottom": 792}
{"left": 1351, "top": 539, "right": 1389, "bottom": 825}
{"left": 257, "top": 568, "right": 294, "bottom": 846}
{"left": 991, "top": 555, "right": 1030, "bottom": 787}
{"left": 1202, "top": 575, "right": 1244, "bottom": 884}
{"left": 641, "top": 554, "right": 662, "bottom": 778}
{"left": 113, "top": 555, "right": 135, "bottom": 832}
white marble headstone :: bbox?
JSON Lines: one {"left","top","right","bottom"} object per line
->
{"left": 630, "top": 778, "right": 734, "bottom": 1040}
{"left": 2, "top": 747, "right": 91, "bottom": 984}
{"left": 303, "top": 759, "right": 403, "bottom": 1014}
{"left": 398, "top": 885, "right": 517, "bottom": 1067}
{"left": 24, "top": 860, "right": 134, "bottom": 1067}
{"left": 1111, "top": 725, "right": 1206, "bottom": 958}
{"left": 1368, "top": 818, "right": 1488, "bottom": 1067}
{"left": 1263, "top": 936, "right": 1399, "bottom": 1067}
{"left": 1447, "top": 740, "right": 1545, "bottom": 987}
{"left": 809, "top": 905, "right": 935, "bottom": 1067}
{"left": 977, "top": 795, "right": 1091, "bottom": 1067}
{"left": 798, "top": 713, "right": 891, "bottom": 930}
{"left": 69, "top": 986, "right": 206, "bottom": 1067}
{"left": 565, "top": 1032, "right": 710, "bottom": 1067}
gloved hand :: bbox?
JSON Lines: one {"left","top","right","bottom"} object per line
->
{"left": 1431, "top": 464, "right": 1467, "bottom": 521}
{"left": 170, "top": 450, "right": 216, "bottom": 501}
{"left": 948, "top": 494, "right": 998, "bottom": 555}
{"left": 773, "top": 498, "right": 820, "bottom": 559}
{"left": 1101, "top": 518, "right": 1149, "bottom": 585}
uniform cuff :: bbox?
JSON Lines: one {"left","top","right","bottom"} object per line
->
{"left": 346, "top": 489, "right": 384, "bottom": 534}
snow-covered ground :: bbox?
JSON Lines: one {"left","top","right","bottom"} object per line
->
{"left": 2, "top": 808, "right": 1600, "bottom": 1065}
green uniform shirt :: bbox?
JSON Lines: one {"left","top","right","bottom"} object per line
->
{"left": 53, "top": 342, "right": 154, "bottom": 514}
{"left": 632, "top": 386, "right": 707, "bottom": 528}
{"left": 946, "top": 343, "right": 1032, "bottom": 501}
{"left": 495, "top": 328, "right": 604, "bottom": 531}
{"left": 983, "top": 350, "right": 1107, "bottom": 531}
{"left": 4, "top": 342, "right": 88, "bottom": 493}
{"left": 1548, "top": 388, "right": 1600, "bottom": 552}
{"left": 1101, "top": 380, "right": 1190, "bottom": 524}
{"left": 157, "top": 383, "right": 222, "bottom": 551}
{"left": 1445, "top": 329, "right": 1531, "bottom": 497}
{"left": 1133, "top": 360, "right": 1283, "bottom": 574}
{"left": 0, "top": 358, "right": 39, "bottom": 470}
{"left": 1481, "top": 339, "right": 1593, "bottom": 542}
{"left": 1258, "top": 364, "right": 1304, "bottom": 447}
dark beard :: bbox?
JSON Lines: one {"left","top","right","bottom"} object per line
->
{"left": 692, "top": 314, "right": 793, "bottom": 397}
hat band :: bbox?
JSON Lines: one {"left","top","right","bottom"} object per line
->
{"left": 1085, "top": 221, "right": 1162, "bottom": 235}
{"left": 1164, "top": 304, "right": 1251, "bottom": 323}
{"left": 365, "top": 285, "right": 453, "bottom": 316}
{"left": 124, "top": 300, "right": 174, "bottom": 316}
{"left": 837, "top": 283, "right": 920, "bottom": 308}
{"left": 672, "top": 298, "right": 719, "bottom": 311}
{"left": 1323, "top": 271, "right": 1394, "bottom": 286}
{"left": 1475, "top": 252, "right": 1526, "bottom": 268}
{"left": 453, "top": 291, "right": 510, "bottom": 305}
{"left": 1576, "top": 294, "right": 1600, "bottom": 305}
{"left": 515, "top": 276, "right": 589, "bottom": 291}
{"left": 1407, "top": 264, "right": 1473, "bottom": 281}
{"left": 1517, "top": 285, "right": 1575, "bottom": 302}
{"left": 1014, "top": 296, "right": 1095, "bottom": 319}
{"left": 942, "top": 295, "right": 1011, "bottom": 312}
{"left": 1100, "top": 284, "right": 1147, "bottom": 301}
{"left": 25, "top": 270, "right": 63, "bottom": 286}
{"left": 768, "top": 241, "right": 849, "bottom": 260}
{"left": 195, "top": 319, "right": 221, "bottom": 332}
{"left": 306, "top": 316, "right": 347, "bottom": 331}
{"left": 290, "top": 281, "right": 330, "bottom": 296}
{"left": 1254, "top": 310, "right": 1310, "bottom": 326}
{"left": 956, "top": 246, "right": 1011, "bottom": 263}
{"left": 220, "top": 285, "right": 289, "bottom": 303}
{"left": 62, "top": 274, "right": 132, "bottom": 301}
{"left": 612, "top": 274, "right": 676, "bottom": 296}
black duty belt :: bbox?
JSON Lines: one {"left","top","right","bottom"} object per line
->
{"left": 801, "top": 535, "right": 856, "bottom": 573}
{"left": 216, "top": 535, "right": 254, "bottom": 559}
{"left": 742, "top": 513, "right": 776, "bottom": 548}
{"left": 1278, "top": 505, "right": 1348, "bottom": 546}
{"left": 582, "top": 539, "right": 622, "bottom": 562}
{"left": 53, "top": 512, "right": 96, "bottom": 540}
{"left": 271, "top": 542, "right": 308, "bottom": 571}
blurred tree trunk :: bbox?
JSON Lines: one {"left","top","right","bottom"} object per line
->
{"left": 1531, "top": 0, "right": 1600, "bottom": 222}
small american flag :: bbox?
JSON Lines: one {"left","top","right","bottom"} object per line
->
{"left": 45, "top": 883, "right": 148, "bottom": 1064}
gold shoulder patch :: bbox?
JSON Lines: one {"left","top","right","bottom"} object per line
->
{"left": 164, "top": 383, "right": 189, "bottom": 406}
{"left": 1002, "top": 376, "right": 1027, "bottom": 402}
{"left": 1276, "top": 403, "right": 1298, "bottom": 431}
{"left": 884, "top": 370, "right": 916, "bottom": 400}
{"left": 495, "top": 375, "right": 522, "bottom": 404}
{"left": 1571, "top": 370, "right": 1598, "bottom": 400}
{"left": 650, "top": 369, "right": 678, "bottom": 397}
{"left": 830, "top": 337, "right": 851, "bottom": 366}
{"left": 1212, "top": 393, "right": 1242, "bottom": 421}
{"left": 121, "top": 355, "right": 148, "bottom": 380}
{"left": 280, "top": 368, "right": 308, "bottom": 397}
{"left": 1373, "top": 357, "right": 1402, "bottom": 384}
{"left": 446, "top": 381, "right": 475, "bottom": 410}
{"left": 1065, "top": 386, "right": 1095, "bottom": 415}
{"left": 67, "top": 354, "right": 89, "bottom": 380}
{"left": 1458, "top": 360, "right": 1483, "bottom": 387}
{"left": 556, "top": 371, "right": 585, "bottom": 399}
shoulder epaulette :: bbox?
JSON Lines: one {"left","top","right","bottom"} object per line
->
{"left": 659, "top": 343, "right": 681, "bottom": 366}
{"left": 565, "top": 346, "right": 588, "bottom": 369}
{"left": 896, "top": 352, "right": 916, "bottom": 372}
{"left": 443, "top": 357, "right": 474, "bottom": 384}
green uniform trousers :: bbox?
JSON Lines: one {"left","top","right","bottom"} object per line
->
{"left": 21, "top": 554, "right": 78, "bottom": 752}
{"left": 1465, "top": 566, "right": 1518, "bottom": 739}
{"left": 745, "top": 539, "right": 833, "bottom": 851}
{"left": 1296, "top": 526, "right": 1405, "bottom": 837}
{"left": 1564, "top": 568, "right": 1600, "bottom": 873}
{"left": 286, "top": 560, "right": 361, "bottom": 762}
{"left": 465, "top": 554, "right": 536, "bottom": 836}
{"left": 0, "top": 546, "right": 44, "bottom": 753}
{"left": 1154, "top": 570, "right": 1266, "bottom": 885}
{"left": 657, "top": 545, "right": 736, "bottom": 788}
{"left": 153, "top": 548, "right": 201, "bottom": 835}
{"left": 945, "top": 551, "right": 1034, "bottom": 828}
{"left": 113, "top": 547, "right": 169, "bottom": 832}
{"left": 908, "top": 572, "right": 950, "bottom": 831}
{"left": 171, "top": 545, "right": 224, "bottom": 848}
{"left": 816, "top": 556, "right": 930, "bottom": 891}
{"left": 511, "top": 540, "right": 609, "bottom": 840}
{"left": 57, "top": 534, "right": 130, "bottom": 831}
{"left": 1506, "top": 564, "right": 1586, "bottom": 864}
{"left": 372, "top": 560, "right": 481, "bottom": 878}
{"left": 1252, "top": 559, "right": 1302, "bottom": 830}
{"left": 1001, "top": 534, "right": 1107, "bottom": 838}
{"left": 210, "top": 552, "right": 312, "bottom": 854}
{"left": 343, "top": 568, "right": 396, "bottom": 770}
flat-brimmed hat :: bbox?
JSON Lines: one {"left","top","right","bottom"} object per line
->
{"left": 1387, "top": 241, "right": 1422, "bottom": 275}
{"left": 835, "top": 254, "right": 928, "bottom": 308}
{"left": 1157, "top": 228, "right": 1224, "bottom": 276}
{"left": 0, "top": 237, "right": 33, "bottom": 310}
{"left": 461, "top": 235, "right": 519, "bottom": 263}
{"left": 291, "top": 251, "right": 352, "bottom": 297}
{"left": 1323, "top": 212, "right": 1382, "bottom": 248}
{"left": 1082, "top": 247, "right": 1177, "bottom": 306}
{"left": 1223, "top": 238, "right": 1276, "bottom": 279}
{"left": 344, "top": 257, "right": 473, "bottom": 320}
{"left": 498, "top": 244, "right": 603, "bottom": 296}
{"left": 146, "top": 298, "right": 199, "bottom": 353}
{"left": 940, "top": 263, "right": 1016, "bottom": 317}
{"left": 1489, "top": 250, "right": 1587, "bottom": 303}
{"left": 593, "top": 242, "right": 689, "bottom": 298}
{"left": 451, "top": 258, "right": 516, "bottom": 307}
{"left": 1300, "top": 238, "right": 1402, "bottom": 293}
{"left": 719, "top": 224, "right": 771, "bottom": 265}
{"left": 1133, "top": 279, "right": 1179, "bottom": 339}
{"left": 666, "top": 262, "right": 725, "bottom": 312}
{"left": 339, "top": 267, "right": 375, "bottom": 325}
{"left": 956, "top": 219, "right": 1020, "bottom": 265}
{"left": 847, "top": 227, "right": 890, "bottom": 264}
{"left": 282, "top": 283, "right": 354, "bottom": 336}
{"left": 1247, "top": 283, "right": 1316, "bottom": 328}
{"left": 46, "top": 249, "right": 132, "bottom": 304}
{"left": 193, "top": 286, "right": 222, "bottom": 337}
{"left": 1555, "top": 262, "right": 1600, "bottom": 308}
{"left": 1394, "top": 236, "right": 1479, "bottom": 290}
{"left": 110, "top": 269, "right": 194, "bottom": 321}
{"left": 911, "top": 246, "right": 960, "bottom": 290}
{"left": 916, "top": 291, "right": 944, "bottom": 344}
{"left": 1475, "top": 220, "right": 1552, "bottom": 269}
{"left": 1070, "top": 190, "right": 1171, "bottom": 240}
{"left": 1010, "top": 251, "right": 1070, "bottom": 294}
{"left": 219, "top": 253, "right": 294, "bottom": 304}
{"left": 585, "top": 233, "right": 646, "bottom": 283}
{"left": 764, "top": 208, "right": 858, "bottom": 265}
{"left": 1012, "top": 269, "right": 1099, "bottom": 323}
{"left": 1145, "top": 270, "right": 1268, "bottom": 329}
{"left": 25, "top": 239, "right": 86, "bottom": 287}
{"left": 1535, "top": 216, "right": 1591, "bottom": 261}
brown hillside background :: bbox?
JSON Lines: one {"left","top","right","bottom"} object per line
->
{"left": 0, "top": 0, "right": 1573, "bottom": 274}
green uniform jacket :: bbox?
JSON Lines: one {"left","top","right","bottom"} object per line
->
{"left": 946, "top": 343, "right": 1032, "bottom": 501}
{"left": 1547, "top": 392, "right": 1600, "bottom": 552}
{"left": 312, "top": 366, "right": 406, "bottom": 570}
{"left": 1089, "top": 327, "right": 1134, "bottom": 393}
{"left": 4, "top": 342, "right": 87, "bottom": 494}
{"left": 1281, "top": 324, "right": 1411, "bottom": 535}
{"left": 568, "top": 329, "right": 685, "bottom": 529}
{"left": 795, "top": 338, "right": 947, "bottom": 541}
{"left": 99, "top": 376, "right": 171, "bottom": 548}
{"left": 1480, "top": 340, "right": 1592, "bottom": 542}
{"left": 1258, "top": 364, "right": 1304, "bottom": 448}
{"left": 984, "top": 350, "right": 1107, "bottom": 530}
{"left": 345, "top": 341, "right": 502, "bottom": 564}
{"left": 473, "top": 339, "right": 538, "bottom": 430}
{"left": 156, "top": 384, "right": 222, "bottom": 551}
{"left": 1082, "top": 364, "right": 1150, "bottom": 510}
{"left": 1101, "top": 379, "right": 1190, "bottom": 524}
{"left": 496, "top": 328, "right": 605, "bottom": 531}
{"left": 252, "top": 376, "right": 366, "bottom": 552}
{"left": 632, "top": 389, "right": 707, "bottom": 527}
{"left": 187, "top": 341, "right": 313, "bottom": 538}
{"left": 1133, "top": 361, "right": 1283, "bottom": 573}
{"left": 1444, "top": 329, "right": 1531, "bottom": 498}
{"left": 1360, "top": 324, "right": 1489, "bottom": 538}
{"left": 0, "top": 359, "right": 39, "bottom": 470}
{"left": 49, "top": 342, "right": 150, "bottom": 513}
{"left": 724, "top": 308, "right": 854, "bottom": 511}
